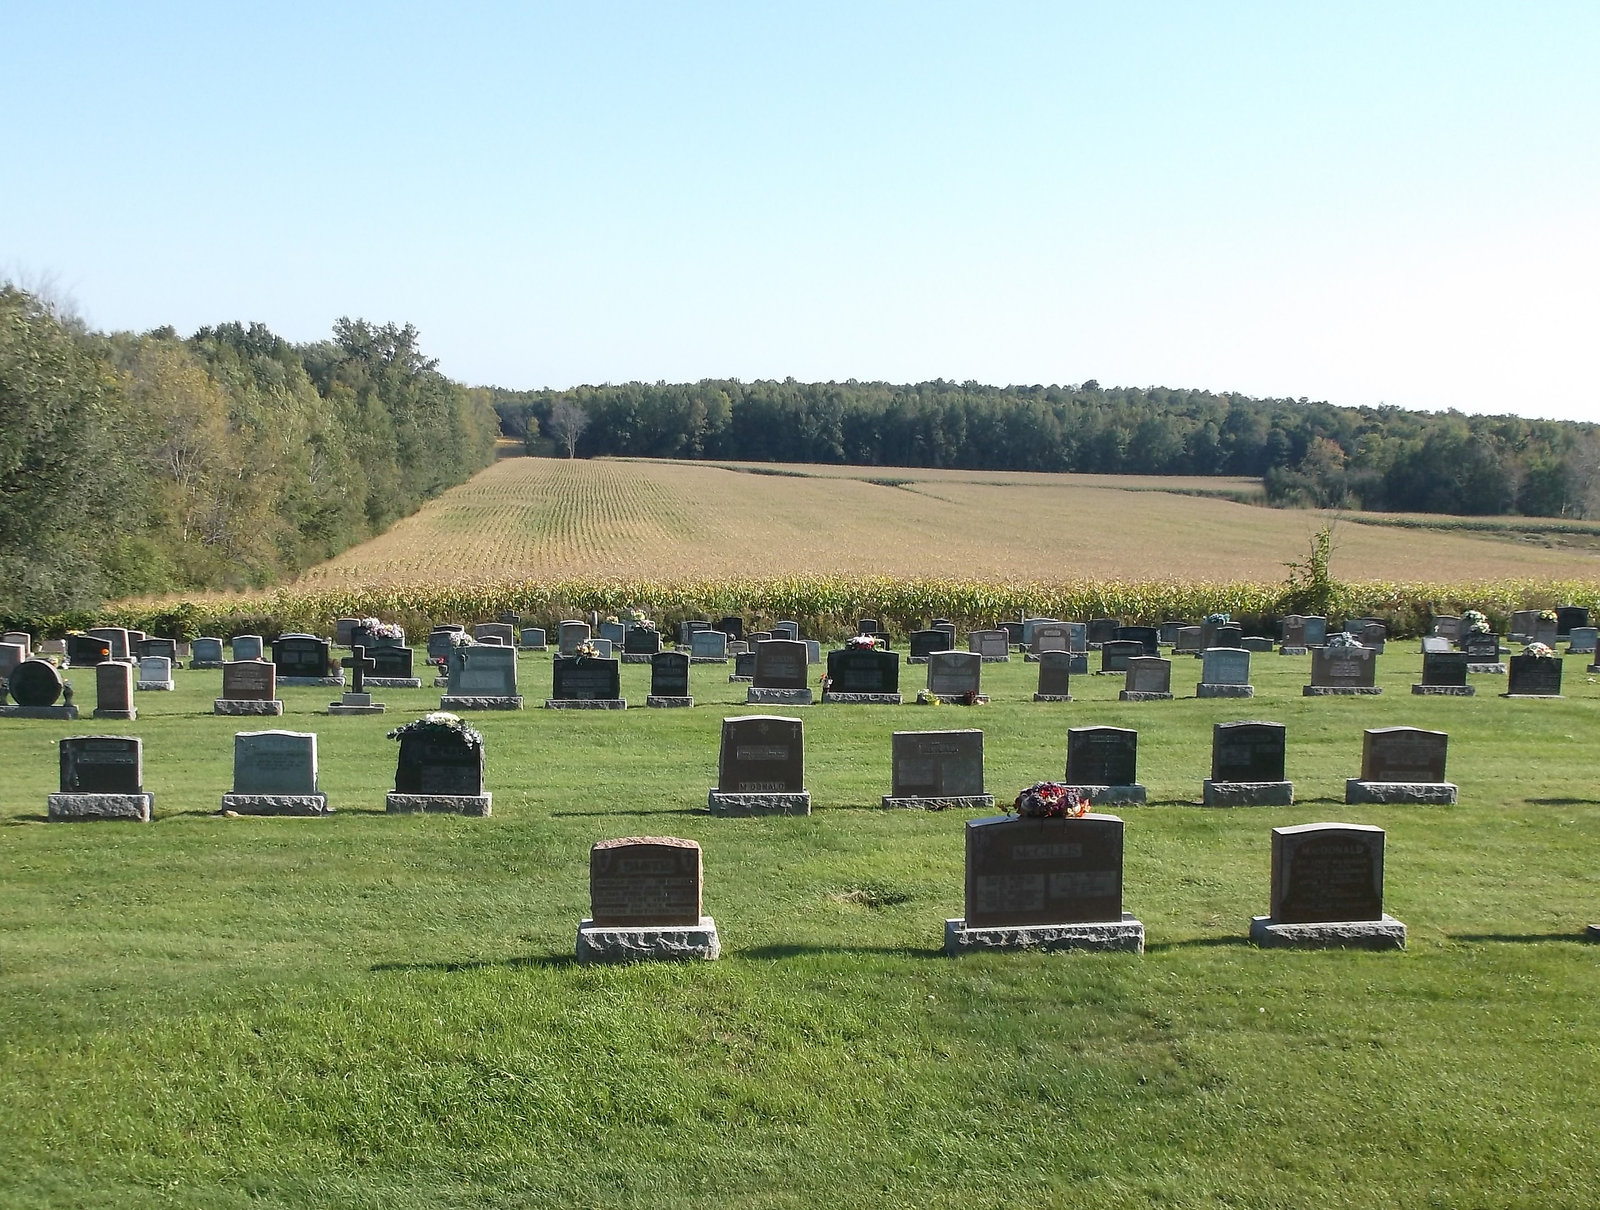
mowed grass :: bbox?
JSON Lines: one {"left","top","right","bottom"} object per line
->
{"left": 3, "top": 646, "right": 1600, "bottom": 1207}
{"left": 278, "top": 457, "right": 1600, "bottom": 588}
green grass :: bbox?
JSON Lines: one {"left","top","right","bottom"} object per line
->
{"left": 3, "top": 647, "right": 1600, "bottom": 1208}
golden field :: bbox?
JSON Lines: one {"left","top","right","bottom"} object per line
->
{"left": 284, "top": 456, "right": 1600, "bottom": 588}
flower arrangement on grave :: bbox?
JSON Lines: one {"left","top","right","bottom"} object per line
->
{"left": 1463, "top": 610, "right": 1491, "bottom": 634}
{"left": 387, "top": 711, "right": 483, "bottom": 750}
{"left": 1205, "top": 612, "right": 1231, "bottom": 625}
{"left": 1324, "top": 631, "right": 1363, "bottom": 648}
{"left": 358, "top": 617, "right": 405, "bottom": 641}
{"left": 847, "top": 634, "right": 882, "bottom": 650}
{"left": 624, "top": 608, "right": 655, "bottom": 630}
{"left": 1525, "top": 642, "right": 1555, "bottom": 658}
{"left": 572, "top": 641, "right": 600, "bottom": 660}
{"left": 916, "top": 689, "right": 942, "bottom": 705}
{"left": 1538, "top": 609, "right": 1558, "bottom": 623}
{"left": 450, "top": 631, "right": 474, "bottom": 646}
{"left": 1012, "top": 781, "right": 1089, "bottom": 819}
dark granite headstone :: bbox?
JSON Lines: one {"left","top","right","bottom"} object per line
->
{"left": 717, "top": 616, "right": 744, "bottom": 641}
{"left": 1212, "top": 722, "right": 1287, "bottom": 783}
{"left": 370, "top": 646, "right": 415, "bottom": 679}
{"left": 890, "top": 729, "right": 985, "bottom": 798}
{"left": 1310, "top": 646, "right": 1377, "bottom": 688}
{"left": 826, "top": 648, "right": 899, "bottom": 694}
{"left": 1463, "top": 632, "right": 1501, "bottom": 661}
{"left": 1086, "top": 618, "right": 1120, "bottom": 646}
{"left": 66, "top": 634, "right": 112, "bottom": 666}
{"left": 1420, "top": 652, "right": 1469, "bottom": 687}
{"left": 551, "top": 656, "right": 622, "bottom": 701}
{"left": 395, "top": 724, "right": 484, "bottom": 795}
{"left": 1116, "top": 626, "right": 1160, "bottom": 656}
{"left": 60, "top": 735, "right": 143, "bottom": 793}
{"left": 1000, "top": 621, "right": 1024, "bottom": 645}
{"left": 624, "top": 626, "right": 662, "bottom": 655}
{"left": 1361, "top": 727, "right": 1447, "bottom": 782}
{"left": 1556, "top": 606, "right": 1589, "bottom": 637}
{"left": 908, "top": 629, "right": 953, "bottom": 659}
{"left": 590, "top": 837, "right": 703, "bottom": 926}
{"left": 1067, "top": 726, "right": 1137, "bottom": 786}
{"left": 137, "top": 637, "right": 178, "bottom": 663}
{"left": 1099, "top": 640, "right": 1142, "bottom": 673}
{"left": 650, "top": 650, "right": 690, "bottom": 697}
{"left": 272, "top": 634, "right": 330, "bottom": 678}
{"left": 1035, "top": 650, "right": 1073, "bottom": 697}
{"left": 964, "top": 813, "right": 1124, "bottom": 927}
{"left": 1506, "top": 653, "right": 1562, "bottom": 696}
{"left": 1270, "top": 823, "right": 1384, "bottom": 924}
{"left": 753, "top": 639, "right": 808, "bottom": 690}
{"left": 1213, "top": 625, "right": 1244, "bottom": 648}
{"left": 9, "top": 659, "right": 64, "bottom": 706}
{"left": 733, "top": 651, "right": 756, "bottom": 679}
{"left": 718, "top": 715, "right": 804, "bottom": 793}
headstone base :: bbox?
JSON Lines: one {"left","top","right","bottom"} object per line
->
{"left": 978, "top": 655, "right": 1010, "bottom": 663}
{"left": 904, "top": 656, "right": 934, "bottom": 665}
{"left": 367, "top": 677, "right": 422, "bottom": 689}
{"left": 880, "top": 793, "right": 995, "bottom": 811}
{"left": 220, "top": 793, "right": 331, "bottom": 816}
{"left": 1500, "top": 693, "right": 1562, "bottom": 700}
{"left": 1065, "top": 783, "right": 1147, "bottom": 805}
{"left": 189, "top": 659, "right": 224, "bottom": 670}
{"left": 1279, "top": 645, "right": 1309, "bottom": 655}
{"left": 1569, "top": 646, "right": 1597, "bottom": 656}
{"left": 433, "top": 676, "right": 450, "bottom": 688}
{"left": 706, "top": 790, "right": 811, "bottom": 816}
{"left": 385, "top": 792, "right": 492, "bottom": 817}
{"left": 944, "top": 913, "right": 1145, "bottom": 955}
{"left": 1242, "top": 638, "right": 1276, "bottom": 652}
{"left": 746, "top": 687, "right": 814, "bottom": 706}
{"left": 645, "top": 695, "right": 694, "bottom": 708}
{"left": 1411, "top": 684, "right": 1475, "bottom": 696}
{"left": 213, "top": 699, "right": 284, "bottom": 715}
{"left": 1587, "top": 924, "right": 1600, "bottom": 943}
{"left": 543, "top": 698, "right": 627, "bottom": 709}
{"left": 1344, "top": 779, "right": 1459, "bottom": 805}
{"left": 439, "top": 695, "right": 524, "bottom": 710}
{"left": 1303, "top": 685, "right": 1383, "bottom": 696}
{"left": 1032, "top": 693, "right": 1073, "bottom": 702}
{"left": 1118, "top": 690, "right": 1173, "bottom": 701}
{"left": 1202, "top": 779, "right": 1295, "bottom": 807}
{"left": 620, "top": 653, "right": 655, "bottom": 664}
{"left": 47, "top": 792, "right": 152, "bottom": 822}
{"left": 134, "top": 679, "right": 176, "bottom": 692}
{"left": 1469, "top": 663, "right": 1507, "bottom": 674}
{"left": 278, "top": 675, "right": 345, "bottom": 687}
{"left": 518, "top": 643, "right": 548, "bottom": 651}
{"left": 0, "top": 705, "right": 80, "bottom": 719}
{"left": 1250, "top": 914, "right": 1406, "bottom": 950}
{"left": 918, "top": 693, "right": 988, "bottom": 705}
{"left": 821, "top": 692, "right": 903, "bottom": 705}
{"left": 327, "top": 701, "right": 387, "bottom": 715}
{"left": 1196, "top": 683, "right": 1255, "bottom": 698}
{"left": 689, "top": 656, "right": 728, "bottom": 664}
{"left": 93, "top": 707, "right": 137, "bottom": 721}
{"left": 727, "top": 675, "right": 753, "bottom": 683}
{"left": 576, "top": 916, "right": 721, "bottom": 963}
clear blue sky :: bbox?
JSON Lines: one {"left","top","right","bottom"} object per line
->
{"left": 4, "top": 2, "right": 1596, "bottom": 419}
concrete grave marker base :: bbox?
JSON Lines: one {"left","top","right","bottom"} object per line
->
{"left": 189, "top": 659, "right": 224, "bottom": 670}
{"left": 727, "top": 675, "right": 753, "bottom": 683}
{"left": 1469, "top": 663, "right": 1507, "bottom": 674}
{"left": 576, "top": 916, "right": 721, "bottom": 963}
{"left": 1412, "top": 684, "right": 1475, "bottom": 696}
{"left": 1303, "top": 685, "right": 1383, "bottom": 696}
{"left": 367, "top": 677, "right": 422, "bottom": 689}
{"left": 220, "top": 793, "right": 331, "bottom": 816}
{"left": 880, "top": 794, "right": 994, "bottom": 811}
{"left": 544, "top": 698, "right": 626, "bottom": 709}
{"left": 1118, "top": 690, "right": 1172, "bottom": 702}
{"left": 432, "top": 676, "right": 450, "bottom": 688}
{"left": 439, "top": 695, "right": 524, "bottom": 710}
{"left": 945, "top": 913, "right": 1145, "bottom": 955}
{"left": 1251, "top": 914, "right": 1406, "bottom": 950}
{"left": 327, "top": 700, "right": 387, "bottom": 715}
{"left": 977, "top": 655, "right": 1010, "bottom": 663}
{"left": 1065, "top": 783, "right": 1147, "bottom": 805}
{"left": 278, "top": 675, "right": 345, "bottom": 688}
{"left": 1279, "top": 645, "right": 1309, "bottom": 655}
{"left": 1197, "top": 683, "right": 1255, "bottom": 698}
{"left": 821, "top": 692, "right": 902, "bottom": 705}
{"left": 706, "top": 790, "right": 811, "bottom": 816}
{"left": 746, "top": 688, "right": 814, "bottom": 706}
{"left": 1501, "top": 693, "right": 1562, "bottom": 700}
{"left": 0, "top": 705, "right": 80, "bottom": 719}
{"left": 1241, "top": 637, "right": 1276, "bottom": 652}
{"left": 213, "top": 699, "right": 284, "bottom": 716}
{"left": 917, "top": 693, "right": 988, "bottom": 705}
{"left": 1202, "top": 780, "right": 1295, "bottom": 807}
{"left": 47, "top": 793, "right": 152, "bottom": 822}
{"left": 619, "top": 653, "right": 654, "bottom": 664}
{"left": 385, "top": 792, "right": 492, "bottom": 817}
{"left": 646, "top": 695, "right": 694, "bottom": 708}
{"left": 1032, "top": 693, "right": 1074, "bottom": 702}
{"left": 1345, "top": 779, "right": 1459, "bottom": 804}
{"left": 518, "top": 643, "right": 548, "bottom": 651}
{"left": 93, "top": 708, "right": 137, "bottom": 721}
{"left": 689, "top": 655, "right": 728, "bottom": 664}
{"left": 135, "top": 679, "right": 175, "bottom": 692}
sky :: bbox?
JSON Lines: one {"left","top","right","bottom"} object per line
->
{"left": 3, "top": 2, "right": 1597, "bottom": 420}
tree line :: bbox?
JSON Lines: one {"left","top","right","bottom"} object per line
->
{"left": 0, "top": 286, "right": 499, "bottom": 615}
{"left": 489, "top": 378, "right": 1600, "bottom": 518}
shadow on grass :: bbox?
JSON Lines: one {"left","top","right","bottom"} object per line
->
{"left": 1145, "top": 936, "right": 1254, "bottom": 953}
{"left": 5, "top": 814, "right": 51, "bottom": 825}
{"left": 1526, "top": 797, "right": 1600, "bottom": 806}
{"left": 739, "top": 942, "right": 944, "bottom": 961}
{"left": 372, "top": 954, "right": 576, "bottom": 974}
{"left": 550, "top": 807, "right": 706, "bottom": 818}
{"left": 1448, "top": 931, "right": 1594, "bottom": 944}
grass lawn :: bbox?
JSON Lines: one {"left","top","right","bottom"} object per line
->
{"left": 2, "top": 644, "right": 1599, "bottom": 1208}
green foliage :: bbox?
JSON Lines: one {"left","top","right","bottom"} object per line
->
{"left": 1280, "top": 526, "right": 1339, "bottom": 616}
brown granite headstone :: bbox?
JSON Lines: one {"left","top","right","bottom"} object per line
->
{"left": 222, "top": 660, "right": 276, "bottom": 700}
{"left": 95, "top": 661, "right": 134, "bottom": 714}
{"left": 1360, "top": 727, "right": 1447, "bottom": 783}
{"left": 1270, "top": 823, "right": 1384, "bottom": 924}
{"left": 589, "top": 837, "right": 703, "bottom": 926}
{"left": 964, "top": 813, "right": 1124, "bottom": 927}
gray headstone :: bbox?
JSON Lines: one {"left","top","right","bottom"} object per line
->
{"left": 965, "top": 813, "right": 1123, "bottom": 927}
{"left": 520, "top": 627, "right": 548, "bottom": 648}
{"left": 1361, "top": 726, "right": 1448, "bottom": 782}
{"left": 1310, "top": 646, "right": 1377, "bottom": 688}
{"left": 927, "top": 650, "right": 982, "bottom": 698}
{"left": 232, "top": 730, "right": 319, "bottom": 795}
{"left": 1124, "top": 656, "right": 1171, "bottom": 694}
{"left": 138, "top": 656, "right": 172, "bottom": 684}
{"left": 968, "top": 630, "right": 1009, "bottom": 659}
{"left": 1030, "top": 622, "right": 1073, "bottom": 655}
{"left": 447, "top": 645, "right": 519, "bottom": 697}
{"left": 474, "top": 622, "right": 516, "bottom": 646}
{"left": 772, "top": 621, "right": 800, "bottom": 641}
{"left": 1035, "top": 649, "right": 1073, "bottom": 697}
{"left": 1099, "top": 640, "right": 1142, "bottom": 673}
{"left": 557, "top": 621, "right": 591, "bottom": 656}
{"left": 891, "top": 729, "right": 985, "bottom": 798}
{"left": 690, "top": 630, "right": 728, "bottom": 659}
{"left": 753, "top": 639, "right": 809, "bottom": 690}
{"left": 231, "top": 635, "right": 264, "bottom": 661}
{"left": 1200, "top": 648, "right": 1251, "bottom": 685}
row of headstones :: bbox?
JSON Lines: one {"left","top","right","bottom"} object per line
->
{"left": 573, "top": 816, "right": 1408, "bottom": 962}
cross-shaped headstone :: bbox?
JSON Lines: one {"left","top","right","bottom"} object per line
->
{"left": 341, "top": 645, "right": 375, "bottom": 694}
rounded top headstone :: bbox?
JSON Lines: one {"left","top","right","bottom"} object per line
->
{"left": 9, "top": 658, "right": 64, "bottom": 706}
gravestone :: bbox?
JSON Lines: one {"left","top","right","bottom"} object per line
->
{"left": 1199, "top": 619, "right": 1226, "bottom": 648}
{"left": 772, "top": 621, "right": 800, "bottom": 641}
{"left": 717, "top": 616, "right": 744, "bottom": 641}
{"left": 1097, "top": 639, "right": 1143, "bottom": 675}
{"left": 557, "top": 621, "right": 591, "bottom": 656}
{"left": 907, "top": 629, "right": 953, "bottom": 663}
{"left": 135, "top": 655, "right": 174, "bottom": 691}
{"left": 1242, "top": 636, "right": 1276, "bottom": 652}
{"left": 1508, "top": 609, "right": 1537, "bottom": 641}
{"left": 1212, "top": 625, "right": 1243, "bottom": 649}
{"left": 726, "top": 640, "right": 749, "bottom": 657}
{"left": 547, "top": 655, "right": 625, "bottom": 709}
{"left": 1203, "top": 721, "right": 1293, "bottom": 806}
{"left": 998, "top": 621, "right": 1023, "bottom": 646}
{"left": 748, "top": 638, "right": 812, "bottom": 705}
{"left": 678, "top": 619, "right": 712, "bottom": 646}
{"left": 1420, "top": 636, "right": 1450, "bottom": 654}
{"left": 591, "top": 638, "right": 614, "bottom": 659}
{"left": 597, "top": 620, "right": 627, "bottom": 647}
{"left": 1119, "top": 656, "right": 1173, "bottom": 702}
{"left": 1531, "top": 616, "right": 1559, "bottom": 646}
{"left": 0, "top": 659, "right": 78, "bottom": 718}
{"left": 1432, "top": 616, "right": 1462, "bottom": 643}
{"left": 689, "top": 629, "right": 728, "bottom": 663}
{"left": 1116, "top": 626, "right": 1160, "bottom": 656}
{"left": 385, "top": 717, "right": 491, "bottom": 815}
{"left": 2, "top": 630, "right": 31, "bottom": 657}
{"left": 1173, "top": 626, "right": 1204, "bottom": 654}
{"left": 746, "top": 631, "right": 773, "bottom": 646}
{"left": 1304, "top": 646, "right": 1380, "bottom": 695}
{"left": 328, "top": 646, "right": 385, "bottom": 715}
{"left": 1413, "top": 651, "right": 1473, "bottom": 696}
{"left": 1301, "top": 617, "right": 1331, "bottom": 647}
{"left": 1032, "top": 649, "right": 1073, "bottom": 702}
{"left": 1027, "top": 622, "right": 1073, "bottom": 662}
{"left": 1556, "top": 606, "right": 1589, "bottom": 637}
{"left": 443, "top": 644, "right": 523, "bottom": 710}
{"left": 1065, "top": 726, "right": 1145, "bottom": 804}
{"left": 1568, "top": 626, "right": 1599, "bottom": 655}
{"left": 272, "top": 634, "right": 338, "bottom": 685}
{"left": 1251, "top": 823, "right": 1405, "bottom": 949}
{"left": 1019, "top": 618, "right": 1057, "bottom": 647}
{"left": 968, "top": 629, "right": 1010, "bottom": 661}
{"left": 94, "top": 661, "right": 136, "bottom": 721}
{"left": 1157, "top": 621, "right": 1186, "bottom": 647}
{"left": 924, "top": 650, "right": 984, "bottom": 704}
{"left": 351, "top": 622, "right": 404, "bottom": 650}
{"left": 1346, "top": 726, "right": 1456, "bottom": 803}
{"left": 1280, "top": 615, "right": 1309, "bottom": 653}
{"left": 822, "top": 647, "right": 901, "bottom": 704}
{"left": 1504, "top": 653, "right": 1563, "bottom": 699}
{"left": 88, "top": 627, "right": 131, "bottom": 661}
{"left": 1463, "top": 631, "right": 1504, "bottom": 672}
{"left": 945, "top": 813, "right": 1143, "bottom": 954}
{"left": 48, "top": 735, "right": 152, "bottom": 821}
{"left": 881, "top": 729, "right": 992, "bottom": 809}
{"left": 646, "top": 650, "right": 693, "bottom": 708}
{"left": 1086, "top": 618, "right": 1120, "bottom": 648}
{"left": 577, "top": 837, "right": 720, "bottom": 963}
{"left": 0, "top": 641, "right": 24, "bottom": 681}
{"left": 805, "top": 639, "right": 821, "bottom": 665}
{"left": 222, "top": 730, "right": 329, "bottom": 815}
{"left": 621, "top": 626, "right": 662, "bottom": 663}
{"left": 65, "top": 633, "right": 112, "bottom": 667}
{"left": 519, "top": 626, "right": 548, "bottom": 650}
{"left": 137, "top": 637, "right": 179, "bottom": 665}
{"left": 1358, "top": 622, "right": 1388, "bottom": 652}
{"left": 368, "top": 645, "right": 420, "bottom": 688}
{"left": 215, "top": 659, "right": 283, "bottom": 715}
{"left": 731, "top": 651, "right": 756, "bottom": 681}
{"left": 335, "top": 617, "right": 359, "bottom": 645}
{"left": 708, "top": 715, "right": 809, "bottom": 815}
{"left": 231, "top": 634, "right": 264, "bottom": 662}
{"left": 1197, "top": 648, "right": 1254, "bottom": 698}
{"left": 474, "top": 622, "right": 516, "bottom": 646}
{"left": 857, "top": 618, "right": 880, "bottom": 636}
